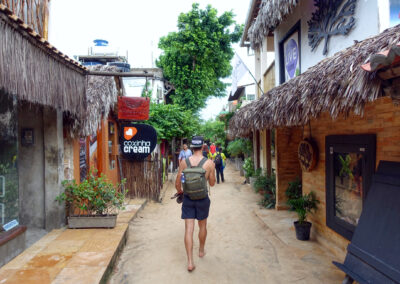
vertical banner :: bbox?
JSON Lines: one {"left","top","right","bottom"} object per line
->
{"left": 279, "top": 21, "right": 301, "bottom": 84}
{"left": 284, "top": 31, "right": 300, "bottom": 82}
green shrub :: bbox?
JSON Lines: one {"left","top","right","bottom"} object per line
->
{"left": 56, "top": 169, "right": 127, "bottom": 216}
{"left": 255, "top": 170, "right": 276, "bottom": 209}
{"left": 243, "top": 157, "right": 255, "bottom": 178}
{"left": 259, "top": 186, "right": 276, "bottom": 209}
{"left": 285, "top": 178, "right": 302, "bottom": 210}
{"left": 287, "top": 191, "right": 320, "bottom": 224}
{"left": 227, "top": 138, "right": 252, "bottom": 157}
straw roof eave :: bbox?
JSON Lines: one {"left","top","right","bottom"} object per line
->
{"left": 248, "top": 0, "right": 298, "bottom": 49}
{"left": 229, "top": 24, "right": 400, "bottom": 137}
{"left": 0, "top": 4, "right": 88, "bottom": 118}
{"left": 67, "top": 65, "right": 119, "bottom": 137}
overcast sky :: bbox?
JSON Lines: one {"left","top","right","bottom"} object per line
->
{"left": 49, "top": 0, "right": 255, "bottom": 120}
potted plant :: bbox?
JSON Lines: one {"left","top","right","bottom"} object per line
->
{"left": 285, "top": 177, "right": 302, "bottom": 210}
{"left": 287, "top": 191, "right": 320, "bottom": 240}
{"left": 56, "top": 170, "right": 126, "bottom": 229}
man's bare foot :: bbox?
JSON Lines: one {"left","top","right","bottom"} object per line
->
{"left": 199, "top": 249, "right": 206, "bottom": 258}
{"left": 187, "top": 264, "right": 196, "bottom": 272}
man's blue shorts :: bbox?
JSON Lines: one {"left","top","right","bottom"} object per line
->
{"left": 181, "top": 194, "right": 211, "bottom": 220}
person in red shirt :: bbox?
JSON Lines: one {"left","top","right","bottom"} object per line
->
{"left": 210, "top": 143, "right": 216, "bottom": 154}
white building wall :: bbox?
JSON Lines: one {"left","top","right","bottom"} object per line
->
{"left": 274, "top": 0, "right": 380, "bottom": 86}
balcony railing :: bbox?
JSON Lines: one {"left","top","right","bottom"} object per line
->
{"left": 0, "top": 0, "right": 49, "bottom": 38}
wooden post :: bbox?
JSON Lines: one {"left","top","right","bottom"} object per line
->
{"left": 256, "top": 130, "right": 260, "bottom": 169}
{"left": 172, "top": 138, "right": 176, "bottom": 171}
{"left": 266, "top": 129, "right": 272, "bottom": 176}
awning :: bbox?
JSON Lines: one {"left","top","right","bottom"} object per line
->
{"left": 228, "top": 86, "right": 245, "bottom": 101}
{"left": 229, "top": 24, "right": 400, "bottom": 137}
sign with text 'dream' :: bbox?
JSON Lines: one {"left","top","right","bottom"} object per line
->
{"left": 120, "top": 124, "right": 157, "bottom": 160}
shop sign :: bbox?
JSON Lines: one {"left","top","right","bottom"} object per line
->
{"left": 79, "top": 138, "right": 87, "bottom": 182}
{"left": 279, "top": 21, "right": 301, "bottom": 83}
{"left": 284, "top": 32, "right": 300, "bottom": 81}
{"left": 118, "top": 97, "right": 150, "bottom": 121}
{"left": 119, "top": 124, "right": 157, "bottom": 160}
{"left": 3, "top": 219, "right": 19, "bottom": 231}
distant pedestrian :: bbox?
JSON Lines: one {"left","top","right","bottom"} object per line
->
{"left": 210, "top": 143, "right": 216, "bottom": 155}
{"left": 202, "top": 143, "right": 209, "bottom": 159}
{"left": 211, "top": 147, "right": 226, "bottom": 184}
{"left": 175, "top": 136, "right": 216, "bottom": 272}
{"left": 178, "top": 144, "right": 192, "bottom": 164}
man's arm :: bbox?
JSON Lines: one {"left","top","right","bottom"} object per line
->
{"left": 175, "top": 159, "right": 187, "bottom": 194}
{"left": 207, "top": 161, "right": 216, "bottom": 187}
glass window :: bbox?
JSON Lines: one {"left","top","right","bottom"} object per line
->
{"left": 326, "top": 135, "right": 376, "bottom": 240}
{"left": 0, "top": 92, "right": 19, "bottom": 226}
{"left": 333, "top": 152, "right": 364, "bottom": 226}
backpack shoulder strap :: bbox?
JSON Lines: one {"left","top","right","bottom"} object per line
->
{"left": 197, "top": 157, "right": 208, "bottom": 168}
{"left": 185, "top": 158, "right": 192, "bottom": 168}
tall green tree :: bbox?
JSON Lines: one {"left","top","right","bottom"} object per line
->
{"left": 198, "top": 119, "right": 226, "bottom": 146}
{"left": 145, "top": 103, "right": 199, "bottom": 141}
{"left": 157, "top": 3, "right": 242, "bottom": 113}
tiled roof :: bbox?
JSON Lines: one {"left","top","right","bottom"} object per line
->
{"left": 361, "top": 43, "right": 400, "bottom": 72}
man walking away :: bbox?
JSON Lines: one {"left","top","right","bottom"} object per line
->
{"left": 175, "top": 136, "right": 216, "bottom": 272}
{"left": 178, "top": 143, "right": 192, "bottom": 164}
{"left": 212, "top": 147, "right": 226, "bottom": 184}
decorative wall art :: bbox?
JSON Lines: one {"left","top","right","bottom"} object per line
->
{"left": 298, "top": 139, "right": 318, "bottom": 172}
{"left": 279, "top": 21, "right": 301, "bottom": 83}
{"left": 308, "top": 0, "right": 357, "bottom": 55}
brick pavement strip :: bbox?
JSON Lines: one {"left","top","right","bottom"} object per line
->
{"left": 0, "top": 198, "right": 147, "bottom": 284}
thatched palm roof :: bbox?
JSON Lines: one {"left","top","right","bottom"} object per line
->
{"left": 230, "top": 24, "right": 400, "bottom": 137}
{"left": 248, "top": 0, "right": 298, "bottom": 49}
{"left": 0, "top": 4, "right": 88, "bottom": 117}
{"left": 0, "top": 5, "right": 122, "bottom": 137}
{"left": 69, "top": 65, "right": 119, "bottom": 136}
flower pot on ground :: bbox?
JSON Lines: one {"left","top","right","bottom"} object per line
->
{"left": 56, "top": 170, "right": 127, "bottom": 229}
{"left": 287, "top": 191, "right": 320, "bottom": 241}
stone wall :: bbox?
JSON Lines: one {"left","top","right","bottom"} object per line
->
{"left": 301, "top": 96, "right": 400, "bottom": 257}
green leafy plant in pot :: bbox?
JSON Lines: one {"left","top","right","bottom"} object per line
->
{"left": 287, "top": 191, "right": 319, "bottom": 240}
{"left": 55, "top": 169, "right": 127, "bottom": 228}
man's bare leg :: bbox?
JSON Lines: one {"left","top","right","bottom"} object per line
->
{"left": 198, "top": 219, "right": 207, "bottom": 257}
{"left": 184, "top": 219, "right": 195, "bottom": 271}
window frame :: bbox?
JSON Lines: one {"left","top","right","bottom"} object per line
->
{"left": 325, "top": 134, "right": 376, "bottom": 240}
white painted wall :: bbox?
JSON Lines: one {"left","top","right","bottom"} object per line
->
{"left": 274, "top": 0, "right": 380, "bottom": 86}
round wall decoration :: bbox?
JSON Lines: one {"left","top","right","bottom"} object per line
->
{"left": 298, "top": 139, "right": 318, "bottom": 172}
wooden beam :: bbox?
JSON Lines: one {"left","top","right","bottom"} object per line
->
{"left": 87, "top": 71, "right": 156, "bottom": 77}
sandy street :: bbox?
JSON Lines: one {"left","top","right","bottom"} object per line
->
{"left": 109, "top": 162, "right": 342, "bottom": 284}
